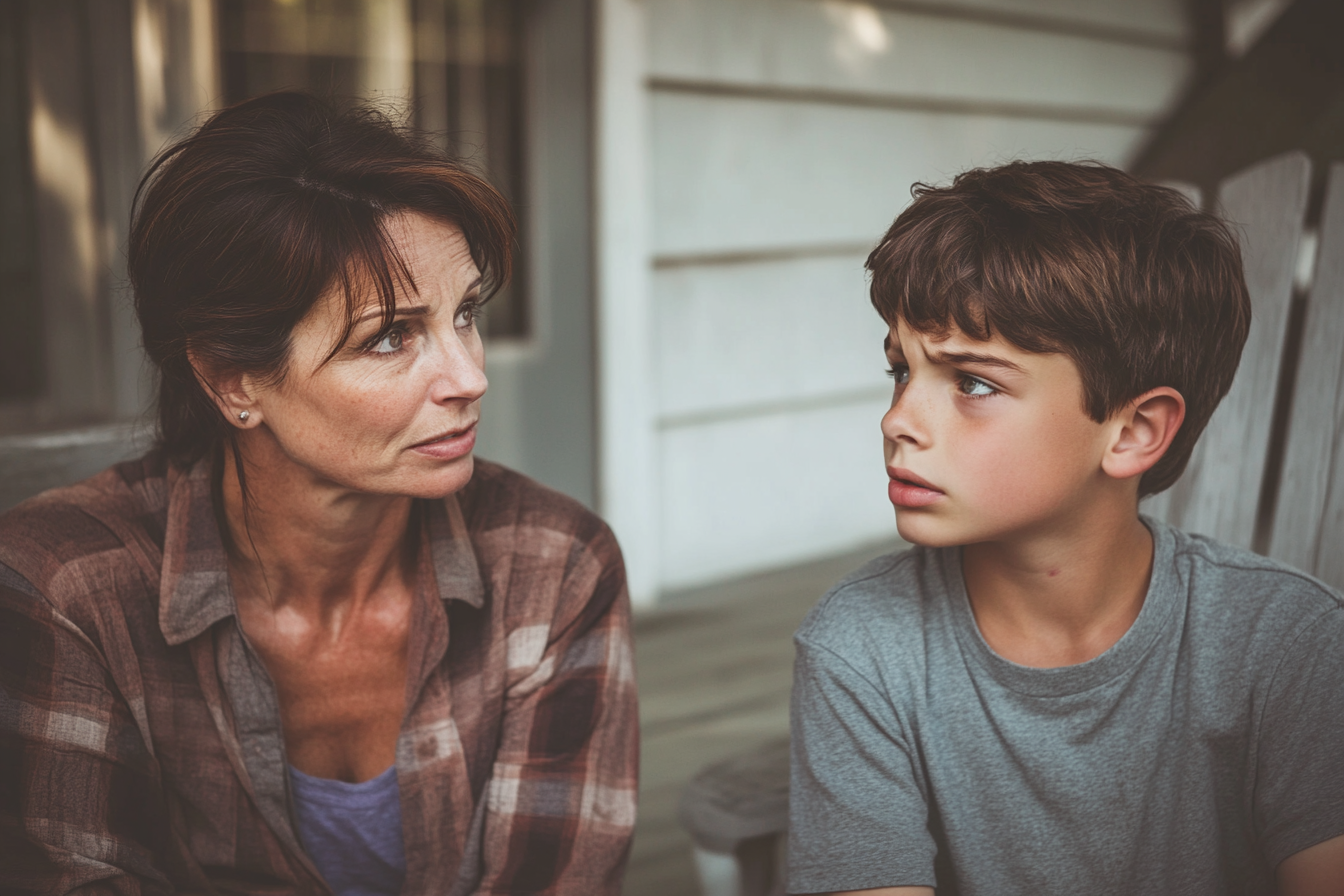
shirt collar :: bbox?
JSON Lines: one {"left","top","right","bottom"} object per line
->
{"left": 159, "top": 457, "right": 484, "bottom": 647}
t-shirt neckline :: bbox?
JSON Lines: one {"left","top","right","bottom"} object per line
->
{"left": 944, "top": 515, "right": 1179, "bottom": 698}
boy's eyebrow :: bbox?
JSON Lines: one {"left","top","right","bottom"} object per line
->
{"left": 928, "top": 349, "right": 1027, "bottom": 374}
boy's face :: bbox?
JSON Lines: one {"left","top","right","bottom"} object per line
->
{"left": 882, "top": 318, "right": 1117, "bottom": 548}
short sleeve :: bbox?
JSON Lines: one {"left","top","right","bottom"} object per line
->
{"left": 1254, "top": 607, "right": 1344, "bottom": 868}
{"left": 787, "top": 635, "right": 936, "bottom": 894}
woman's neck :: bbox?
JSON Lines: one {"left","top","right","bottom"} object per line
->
{"left": 219, "top": 439, "right": 417, "bottom": 622}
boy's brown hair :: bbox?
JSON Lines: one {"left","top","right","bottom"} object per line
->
{"left": 867, "top": 160, "right": 1252, "bottom": 497}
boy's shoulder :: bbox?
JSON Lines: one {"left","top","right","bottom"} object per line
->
{"left": 1159, "top": 519, "right": 1344, "bottom": 652}
{"left": 794, "top": 522, "right": 1344, "bottom": 683}
{"left": 1164, "top": 520, "right": 1341, "bottom": 604}
{"left": 794, "top": 544, "right": 954, "bottom": 672}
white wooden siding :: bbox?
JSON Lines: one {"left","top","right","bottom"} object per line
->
{"left": 654, "top": 253, "right": 884, "bottom": 420}
{"left": 659, "top": 398, "right": 895, "bottom": 588}
{"left": 648, "top": 0, "right": 1187, "bottom": 119}
{"left": 651, "top": 93, "right": 1152, "bottom": 257}
{"left": 637, "top": 0, "right": 1192, "bottom": 591}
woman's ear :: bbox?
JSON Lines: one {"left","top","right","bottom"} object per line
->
{"left": 1102, "top": 387, "right": 1186, "bottom": 482}
{"left": 188, "top": 351, "right": 262, "bottom": 429}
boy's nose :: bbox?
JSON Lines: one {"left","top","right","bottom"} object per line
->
{"left": 881, "top": 389, "right": 928, "bottom": 445}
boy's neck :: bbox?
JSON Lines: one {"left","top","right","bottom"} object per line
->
{"left": 960, "top": 502, "right": 1155, "bottom": 669}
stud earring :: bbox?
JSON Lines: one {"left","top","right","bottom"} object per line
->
{"left": 238, "top": 411, "right": 250, "bottom": 423}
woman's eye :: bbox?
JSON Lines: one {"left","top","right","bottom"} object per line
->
{"left": 959, "top": 375, "right": 996, "bottom": 397}
{"left": 886, "top": 364, "right": 910, "bottom": 385}
{"left": 370, "top": 329, "right": 405, "bottom": 354}
{"left": 455, "top": 302, "right": 480, "bottom": 329}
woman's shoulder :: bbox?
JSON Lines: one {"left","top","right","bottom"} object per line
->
{"left": 0, "top": 452, "right": 173, "bottom": 605}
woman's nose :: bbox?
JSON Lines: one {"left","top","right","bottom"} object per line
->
{"left": 430, "top": 337, "right": 488, "bottom": 405}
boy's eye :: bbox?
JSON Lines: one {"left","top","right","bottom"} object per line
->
{"left": 886, "top": 364, "right": 910, "bottom": 385}
{"left": 958, "top": 374, "right": 997, "bottom": 397}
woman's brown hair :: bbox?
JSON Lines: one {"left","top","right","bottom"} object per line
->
{"left": 129, "top": 90, "right": 515, "bottom": 467}
{"left": 867, "top": 160, "right": 1252, "bottom": 497}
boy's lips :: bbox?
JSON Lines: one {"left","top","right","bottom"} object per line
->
{"left": 887, "top": 467, "right": 944, "bottom": 508}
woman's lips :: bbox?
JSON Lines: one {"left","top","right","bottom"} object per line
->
{"left": 887, "top": 467, "right": 944, "bottom": 508}
{"left": 411, "top": 423, "right": 477, "bottom": 460}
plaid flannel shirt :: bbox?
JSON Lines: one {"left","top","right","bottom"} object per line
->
{"left": 0, "top": 454, "right": 637, "bottom": 894}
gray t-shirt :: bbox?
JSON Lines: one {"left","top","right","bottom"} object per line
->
{"left": 788, "top": 518, "right": 1344, "bottom": 895}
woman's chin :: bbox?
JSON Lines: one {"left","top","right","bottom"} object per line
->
{"left": 397, "top": 454, "right": 476, "bottom": 499}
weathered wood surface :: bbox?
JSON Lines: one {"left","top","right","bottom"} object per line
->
{"left": 623, "top": 540, "right": 898, "bottom": 896}
{"left": 1156, "top": 151, "right": 1311, "bottom": 548}
{"left": 1271, "top": 162, "right": 1344, "bottom": 589}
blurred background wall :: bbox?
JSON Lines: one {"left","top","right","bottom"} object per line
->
{"left": 1, "top": 0, "right": 1333, "bottom": 605}
{"left": 633, "top": 0, "right": 1191, "bottom": 598}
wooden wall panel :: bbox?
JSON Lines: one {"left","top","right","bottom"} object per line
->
{"left": 659, "top": 397, "right": 895, "bottom": 589}
{"left": 654, "top": 253, "right": 886, "bottom": 420}
{"left": 895, "top": 0, "right": 1186, "bottom": 38}
{"left": 651, "top": 92, "right": 1147, "bottom": 257}
{"left": 1158, "top": 152, "right": 1310, "bottom": 548}
{"left": 649, "top": 0, "right": 1190, "bottom": 119}
{"left": 1271, "top": 162, "right": 1344, "bottom": 589}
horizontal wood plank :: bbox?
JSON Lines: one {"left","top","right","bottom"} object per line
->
{"left": 655, "top": 252, "right": 887, "bottom": 419}
{"left": 652, "top": 92, "right": 1148, "bottom": 255}
{"left": 865, "top": 0, "right": 1187, "bottom": 40}
{"left": 649, "top": 0, "right": 1190, "bottom": 118}
{"left": 659, "top": 399, "right": 896, "bottom": 588}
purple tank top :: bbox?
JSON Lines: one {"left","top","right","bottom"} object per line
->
{"left": 288, "top": 764, "right": 406, "bottom": 896}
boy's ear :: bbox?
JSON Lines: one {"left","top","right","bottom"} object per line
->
{"left": 1102, "top": 386, "right": 1185, "bottom": 482}
{"left": 188, "top": 350, "right": 262, "bottom": 429}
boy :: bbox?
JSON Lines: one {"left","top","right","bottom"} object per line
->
{"left": 787, "top": 161, "right": 1344, "bottom": 895}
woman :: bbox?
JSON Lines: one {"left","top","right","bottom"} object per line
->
{"left": 0, "top": 92, "right": 637, "bottom": 895}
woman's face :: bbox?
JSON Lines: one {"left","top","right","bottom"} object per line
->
{"left": 241, "top": 213, "right": 488, "bottom": 499}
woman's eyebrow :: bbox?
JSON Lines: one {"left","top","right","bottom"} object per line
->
{"left": 355, "top": 304, "right": 431, "bottom": 325}
{"left": 354, "top": 277, "right": 483, "bottom": 325}
{"left": 928, "top": 349, "right": 1027, "bottom": 374}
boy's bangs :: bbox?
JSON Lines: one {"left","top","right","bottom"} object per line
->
{"left": 871, "top": 215, "right": 1070, "bottom": 358}
{"left": 883, "top": 250, "right": 995, "bottom": 343}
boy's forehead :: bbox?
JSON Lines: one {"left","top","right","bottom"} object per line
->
{"left": 886, "top": 319, "right": 985, "bottom": 354}
{"left": 885, "top": 319, "right": 1038, "bottom": 376}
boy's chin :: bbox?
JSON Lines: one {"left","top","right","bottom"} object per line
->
{"left": 895, "top": 513, "right": 970, "bottom": 549}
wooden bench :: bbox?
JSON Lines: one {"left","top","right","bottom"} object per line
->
{"left": 0, "top": 423, "right": 150, "bottom": 514}
{"left": 679, "top": 150, "right": 1344, "bottom": 896}
{"left": 1145, "top": 149, "right": 1344, "bottom": 579}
